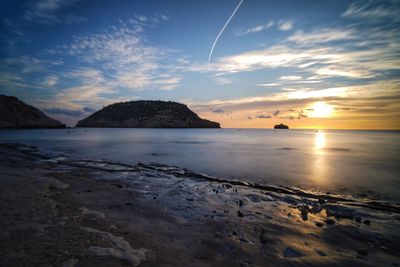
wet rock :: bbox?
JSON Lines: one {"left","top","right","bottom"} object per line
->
{"left": 79, "top": 207, "right": 105, "bottom": 220}
{"left": 61, "top": 258, "right": 79, "bottom": 267}
{"left": 315, "top": 249, "right": 327, "bottom": 256}
{"left": 324, "top": 204, "right": 355, "bottom": 219}
{"left": 315, "top": 221, "right": 324, "bottom": 227}
{"left": 326, "top": 218, "right": 336, "bottom": 225}
{"left": 239, "top": 260, "right": 256, "bottom": 267}
{"left": 283, "top": 247, "right": 304, "bottom": 258}
{"left": 363, "top": 219, "right": 371, "bottom": 226}
{"left": 214, "top": 232, "right": 223, "bottom": 239}
{"left": 298, "top": 205, "right": 309, "bottom": 220}
{"left": 357, "top": 248, "right": 368, "bottom": 257}
{"left": 259, "top": 228, "right": 267, "bottom": 244}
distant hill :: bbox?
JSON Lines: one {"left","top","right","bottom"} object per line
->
{"left": 76, "top": 100, "right": 220, "bottom": 128}
{"left": 0, "top": 95, "right": 65, "bottom": 129}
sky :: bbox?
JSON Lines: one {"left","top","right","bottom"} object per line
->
{"left": 0, "top": 0, "right": 399, "bottom": 129}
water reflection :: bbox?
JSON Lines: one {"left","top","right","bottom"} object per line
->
{"left": 311, "top": 131, "right": 327, "bottom": 184}
{"left": 315, "top": 131, "right": 326, "bottom": 152}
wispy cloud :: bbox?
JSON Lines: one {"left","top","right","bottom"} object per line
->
{"left": 236, "top": 19, "right": 293, "bottom": 36}
{"left": 342, "top": 0, "right": 400, "bottom": 22}
{"left": 277, "top": 20, "right": 293, "bottom": 31}
{"left": 236, "top": 21, "right": 273, "bottom": 36}
{"left": 24, "top": 0, "right": 86, "bottom": 24}
{"left": 288, "top": 28, "right": 355, "bottom": 44}
{"left": 1, "top": 15, "right": 184, "bottom": 123}
{"left": 44, "top": 16, "right": 183, "bottom": 105}
{"left": 279, "top": 75, "right": 303, "bottom": 81}
{"left": 191, "top": 22, "right": 400, "bottom": 80}
{"left": 44, "top": 75, "right": 58, "bottom": 86}
{"left": 257, "top": 83, "right": 281, "bottom": 87}
{"left": 255, "top": 114, "right": 272, "bottom": 119}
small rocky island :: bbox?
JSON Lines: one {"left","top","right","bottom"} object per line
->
{"left": 76, "top": 100, "right": 220, "bottom": 128}
{"left": 0, "top": 94, "right": 65, "bottom": 129}
{"left": 274, "top": 123, "right": 289, "bottom": 129}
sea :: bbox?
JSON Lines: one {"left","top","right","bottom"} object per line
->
{"left": 1, "top": 128, "right": 399, "bottom": 200}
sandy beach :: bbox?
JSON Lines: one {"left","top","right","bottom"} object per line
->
{"left": 1, "top": 143, "right": 400, "bottom": 267}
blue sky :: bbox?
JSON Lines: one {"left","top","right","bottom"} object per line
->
{"left": 1, "top": 0, "right": 399, "bottom": 128}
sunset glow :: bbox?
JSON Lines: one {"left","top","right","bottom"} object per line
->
{"left": 308, "top": 102, "right": 334, "bottom": 118}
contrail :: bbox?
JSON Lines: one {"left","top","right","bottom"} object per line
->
{"left": 208, "top": 0, "right": 244, "bottom": 63}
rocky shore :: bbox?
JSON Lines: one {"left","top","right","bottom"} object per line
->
{"left": 1, "top": 143, "right": 399, "bottom": 266}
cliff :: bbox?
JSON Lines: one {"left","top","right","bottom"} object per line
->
{"left": 0, "top": 95, "right": 65, "bottom": 129}
{"left": 76, "top": 100, "right": 220, "bottom": 128}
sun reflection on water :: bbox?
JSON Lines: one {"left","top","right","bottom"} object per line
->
{"left": 315, "top": 131, "right": 326, "bottom": 151}
{"left": 311, "top": 131, "right": 327, "bottom": 185}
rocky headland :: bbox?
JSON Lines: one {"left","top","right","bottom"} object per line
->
{"left": 0, "top": 94, "right": 65, "bottom": 129}
{"left": 76, "top": 100, "right": 220, "bottom": 128}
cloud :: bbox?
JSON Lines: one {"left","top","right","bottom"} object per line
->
{"left": 43, "top": 107, "right": 84, "bottom": 117}
{"left": 53, "top": 19, "right": 183, "bottom": 92}
{"left": 24, "top": 0, "right": 86, "bottom": 25}
{"left": 342, "top": 0, "right": 400, "bottom": 22}
{"left": 279, "top": 75, "right": 302, "bottom": 81}
{"left": 44, "top": 75, "right": 58, "bottom": 86}
{"left": 211, "top": 108, "right": 225, "bottom": 113}
{"left": 32, "top": 17, "right": 183, "bottom": 110}
{"left": 83, "top": 107, "right": 96, "bottom": 113}
{"left": 190, "top": 79, "right": 400, "bottom": 118}
{"left": 213, "top": 76, "right": 232, "bottom": 85}
{"left": 236, "top": 21, "right": 274, "bottom": 36}
{"left": 257, "top": 83, "right": 281, "bottom": 87}
{"left": 256, "top": 114, "right": 272, "bottom": 119}
{"left": 278, "top": 20, "right": 293, "bottom": 31}
{"left": 190, "top": 28, "right": 399, "bottom": 79}
{"left": 288, "top": 29, "right": 355, "bottom": 44}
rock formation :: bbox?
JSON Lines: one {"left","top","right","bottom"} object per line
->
{"left": 0, "top": 94, "right": 65, "bottom": 128}
{"left": 274, "top": 123, "right": 289, "bottom": 129}
{"left": 76, "top": 100, "right": 220, "bottom": 128}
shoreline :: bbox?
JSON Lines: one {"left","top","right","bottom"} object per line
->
{"left": 1, "top": 143, "right": 399, "bottom": 266}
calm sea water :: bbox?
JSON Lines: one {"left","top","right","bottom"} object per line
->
{"left": 1, "top": 128, "right": 399, "bottom": 200}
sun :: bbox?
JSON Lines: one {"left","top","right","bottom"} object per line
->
{"left": 309, "top": 102, "right": 334, "bottom": 118}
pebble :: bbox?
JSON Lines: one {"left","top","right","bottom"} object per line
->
{"left": 237, "top": 210, "right": 244, "bottom": 218}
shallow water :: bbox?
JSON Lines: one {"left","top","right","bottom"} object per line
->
{"left": 1, "top": 128, "right": 399, "bottom": 200}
